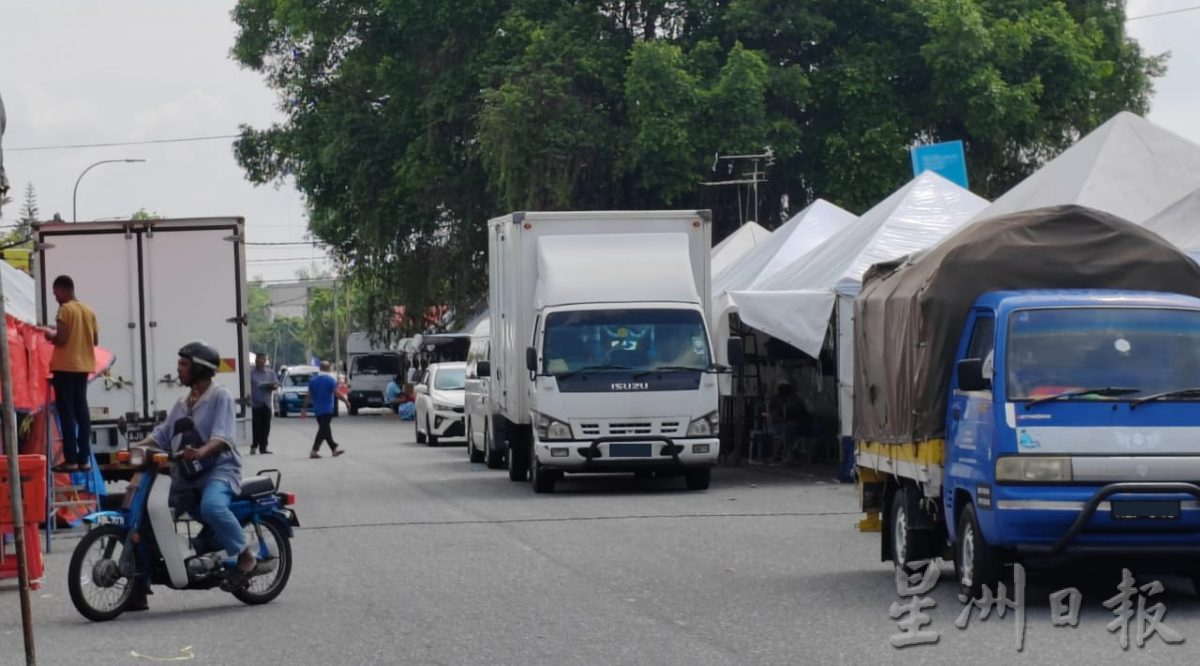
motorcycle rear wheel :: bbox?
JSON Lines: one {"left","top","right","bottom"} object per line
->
{"left": 233, "top": 519, "right": 293, "bottom": 605}
{"left": 69, "top": 524, "right": 136, "bottom": 622}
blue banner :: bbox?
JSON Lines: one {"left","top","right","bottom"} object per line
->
{"left": 911, "top": 140, "right": 968, "bottom": 189}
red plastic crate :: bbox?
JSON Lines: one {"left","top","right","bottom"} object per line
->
{"left": 0, "top": 454, "right": 47, "bottom": 524}
{"left": 0, "top": 525, "right": 44, "bottom": 588}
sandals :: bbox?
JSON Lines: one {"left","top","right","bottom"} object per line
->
{"left": 221, "top": 566, "right": 253, "bottom": 592}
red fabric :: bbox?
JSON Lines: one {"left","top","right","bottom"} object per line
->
{"left": 2, "top": 313, "right": 113, "bottom": 411}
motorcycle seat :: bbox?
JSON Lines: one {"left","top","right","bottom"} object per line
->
{"left": 237, "top": 475, "right": 277, "bottom": 499}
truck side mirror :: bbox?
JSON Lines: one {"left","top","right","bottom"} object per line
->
{"left": 726, "top": 337, "right": 745, "bottom": 367}
{"left": 525, "top": 347, "right": 538, "bottom": 374}
{"left": 477, "top": 360, "right": 491, "bottom": 378}
{"left": 957, "top": 358, "right": 991, "bottom": 392}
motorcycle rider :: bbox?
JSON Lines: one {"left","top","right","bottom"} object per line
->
{"left": 131, "top": 341, "right": 258, "bottom": 602}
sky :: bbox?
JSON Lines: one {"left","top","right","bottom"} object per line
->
{"left": 0, "top": 0, "right": 1197, "bottom": 285}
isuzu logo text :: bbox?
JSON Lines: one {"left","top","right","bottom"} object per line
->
{"left": 610, "top": 382, "right": 649, "bottom": 391}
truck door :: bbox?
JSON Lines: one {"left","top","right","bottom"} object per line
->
{"left": 140, "top": 224, "right": 247, "bottom": 421}
{"left": 946, "top": 311, "right": 996, "bottom": 521}
{"left": 37, "top": 227, "right": 144, "bottom": 429}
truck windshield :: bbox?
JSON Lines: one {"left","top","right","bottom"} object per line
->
{"left": 351, "top": 354, "right": 399, "bottom": 375}
{"left": 1006, "top": 307, "right": 1200, "bottom": 401}
{"left": 542, "top": 308, "right": 711, "bottom": 375}
{"left": 434, "top": 368, "right": 466, "bottom": 391}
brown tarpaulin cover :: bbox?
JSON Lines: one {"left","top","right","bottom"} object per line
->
{"left": 853, "top": 205, "right": 1200, "bottom": 444}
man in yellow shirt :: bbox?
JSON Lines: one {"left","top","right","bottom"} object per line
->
{"left": 43, "top": 275, "right": 99, "bottom": 472}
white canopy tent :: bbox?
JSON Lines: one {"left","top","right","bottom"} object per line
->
{"left": 725, "top": 171, "right": 988, "bottom": 437}
{"left": 712, "top": 221, "right": 770, "bottom": 280}
{"left": 1144, "top": 188, "right": 1200, "bottom": 253}
{"left": 971, "top": 112, "right": 1200, "bottom": 225}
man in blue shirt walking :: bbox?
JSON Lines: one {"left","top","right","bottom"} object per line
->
{"left": 302, "top": 361, "right": 346, "bottom": 459}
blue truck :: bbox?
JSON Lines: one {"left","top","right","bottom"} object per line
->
{"left": 852, "top": 205, "right": 1200, "bottom": 597}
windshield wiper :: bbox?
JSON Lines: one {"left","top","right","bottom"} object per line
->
{"left": 632, "top": 366, "right": 707, "bottom": 380}
{"left": 555, "top": 364, "right": 630, "bottom": 380}
{"left": 1024, "top": 386, "right": 1141, "bottom": 409}
{"left": 1130, "top": 387, "right": 1200, "bottom": 409}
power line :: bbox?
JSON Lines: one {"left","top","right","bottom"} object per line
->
{"left": 247, "top": 256, "right": 330, "bottom": 264}
{"left": 1127, "top": 5, "right": 1200, "bottom": 21}
{"left": 243, "top": 240, "right": 321, "bottom": 246}
{"left": 7, "top": 134, "right": 241, "bottom": 152}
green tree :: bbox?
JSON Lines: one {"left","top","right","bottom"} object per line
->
{"left": 131, "top": 208, "right": 164, "bottom": 220}
{"left": 232, "top": 0, "right": 1163, "bottom": 325}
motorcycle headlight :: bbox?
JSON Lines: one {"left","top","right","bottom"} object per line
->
{"left": 687, "top": 411, "right": 720, "bottom": 437}
{"left": 534, "top": 413, "right": 573, "bottom": 441}
{"left": 996, "top": 456, "right": 1073, "bottom": 483}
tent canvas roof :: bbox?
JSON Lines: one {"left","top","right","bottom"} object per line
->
{"left": 971, "top": 112, "right": 1200, "bottom": 225}
{"left": 713, "top": 199, "right": 855, "bottom": 299}
{"left": 712, "top": 221, "right": 770, "bottom": 279}
{"left": 1144, "top": 187, "right": 1200, "bottom": 252}
{"left": 728, "top": 171, "right": 987, "bottom": 356}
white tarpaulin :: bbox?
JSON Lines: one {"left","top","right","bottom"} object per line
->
{"left": 712, "top": 221, "right": 769, "bottom": 279}
{"left": 1144, "top": 188, "right": 1200, "bottom": 252}
{"left": 729, "top": 171, "right": 988, "bottom": 358}
{"left": 971, "top": 112, "right": 1200, "bottom": 225}
{"left": 0, "top": 261, "right": 35, "bottom": 324}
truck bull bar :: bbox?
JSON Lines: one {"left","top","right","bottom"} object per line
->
{"left": 1047, "top": 482, "right": 1200, "bottom": 555}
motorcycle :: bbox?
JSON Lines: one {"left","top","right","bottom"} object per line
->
{"left": 67, "top": 442, "right": 298, "bottom": 621}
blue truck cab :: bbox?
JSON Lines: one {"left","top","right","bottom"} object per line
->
{"left": 943, "top": 289, "right": 1200, "bottom": 591}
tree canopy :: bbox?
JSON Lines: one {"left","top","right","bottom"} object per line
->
{"left": 232, "top": 0, "right": 1163, "bottom": 334}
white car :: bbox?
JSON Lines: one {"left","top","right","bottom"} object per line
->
{"left": 415, "top": 362, "right": 467, "bottom": 445}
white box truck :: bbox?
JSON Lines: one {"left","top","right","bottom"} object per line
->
{"left": 346, "top": 331, "right": 402, "bottom": 414}
{"left": 34, "top": 217, "right": 250, "bottom": 480}
{"left": 486, "top": 210, "right": 736, "bottom": 493}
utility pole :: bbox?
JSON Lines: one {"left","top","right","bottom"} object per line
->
{"left": 701, "top": 147, "right": 774, "bottom": 225}
{"left": 332, "top": 278, "right": 340, "bottom": 373}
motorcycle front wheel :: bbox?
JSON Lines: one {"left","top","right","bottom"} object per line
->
{"left": 233, "top": 519, "right": 293, "bottom": 605}
{"left": 68, "top": 524, "right": 137, "bottom": 622}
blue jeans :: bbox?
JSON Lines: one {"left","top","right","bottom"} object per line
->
{"left": 196, "top": 480, "right": 247, "bottom": 558}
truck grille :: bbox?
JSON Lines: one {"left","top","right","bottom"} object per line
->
{"left": 577, "top": 420, "right": 686, "bottom": 438}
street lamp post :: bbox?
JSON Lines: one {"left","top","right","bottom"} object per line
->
{"left": 72, "top": 158, "right": 147, "bottom": 222}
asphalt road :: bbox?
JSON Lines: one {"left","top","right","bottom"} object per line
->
{"left": 5, "top": 412, "right": 1200, "bottom": 664}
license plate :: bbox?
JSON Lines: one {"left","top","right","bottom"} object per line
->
{"left": 367, "top": 399, "right": 382, "bottom": 406}
{"left": 608, "top": 443, "right": 652, "bottom": 458}
{"left": 1111, "top": 500, "right": 1180, "bottom": 520}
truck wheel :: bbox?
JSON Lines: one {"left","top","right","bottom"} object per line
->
{"left": 956, "top": 503, "right": 1002, "bottom": 600}
{"left": 415, "top": 419, "right": 426, "bottom": 444}
{"left": 684, "top": 467, "right": 711, "bottom": 491}
{"left": 485, "top": 431, "right": 504, "bottom": 469}
{"left": 531, "top": 457, "right": 557, "bottom": 493}
{"left": 890, "top": 486, "right": 938, "bottom": 573}
{"left": 508, "top": 437, "right": 529, "bottom": 482}
{"left": 468, "top": 420, "right": 485, "bottom": 463}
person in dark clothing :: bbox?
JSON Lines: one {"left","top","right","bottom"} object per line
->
{"left": 249, "top": 354, "right": 279, "bottom": 454}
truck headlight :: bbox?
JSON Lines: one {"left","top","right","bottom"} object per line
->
{"left": 687, "top": 411, "right": 720, "bottom": 437}
{"left": 534, "top": 413, "right": 572, "bottom": 441}
{"left": 129, "top": 447, "right": 146, "bottom": 467}
{"left": 996, "top": 456, "right": 1073, "bottom": 483}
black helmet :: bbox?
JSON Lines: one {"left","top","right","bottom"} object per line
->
{"left": 179, "top": 341, "right": 220, "bottom": 378}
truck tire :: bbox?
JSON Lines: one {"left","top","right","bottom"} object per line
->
{"left": 956, "top": 503, "right": 1002, "bottom": 600}
{"left": 531, "top": 457, "right": 557, "bottom": 493}
{"left": 889, "top": 486, "right": 937, "bottom": 573}
{"left": 508, "top": 430, "right": 530, "bottom": 482}
{"left": 484, "top": 429, "right": 504, "bottom": 472}
{"left": 684, "top": 467, "right": 711, "bottom": 491}
{"left": 468, "top": 420, "right": 485, "bottom": 463}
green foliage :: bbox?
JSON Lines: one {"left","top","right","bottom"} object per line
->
{"left": 232, "top": 0, "right": 1163, "bottom": 332}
